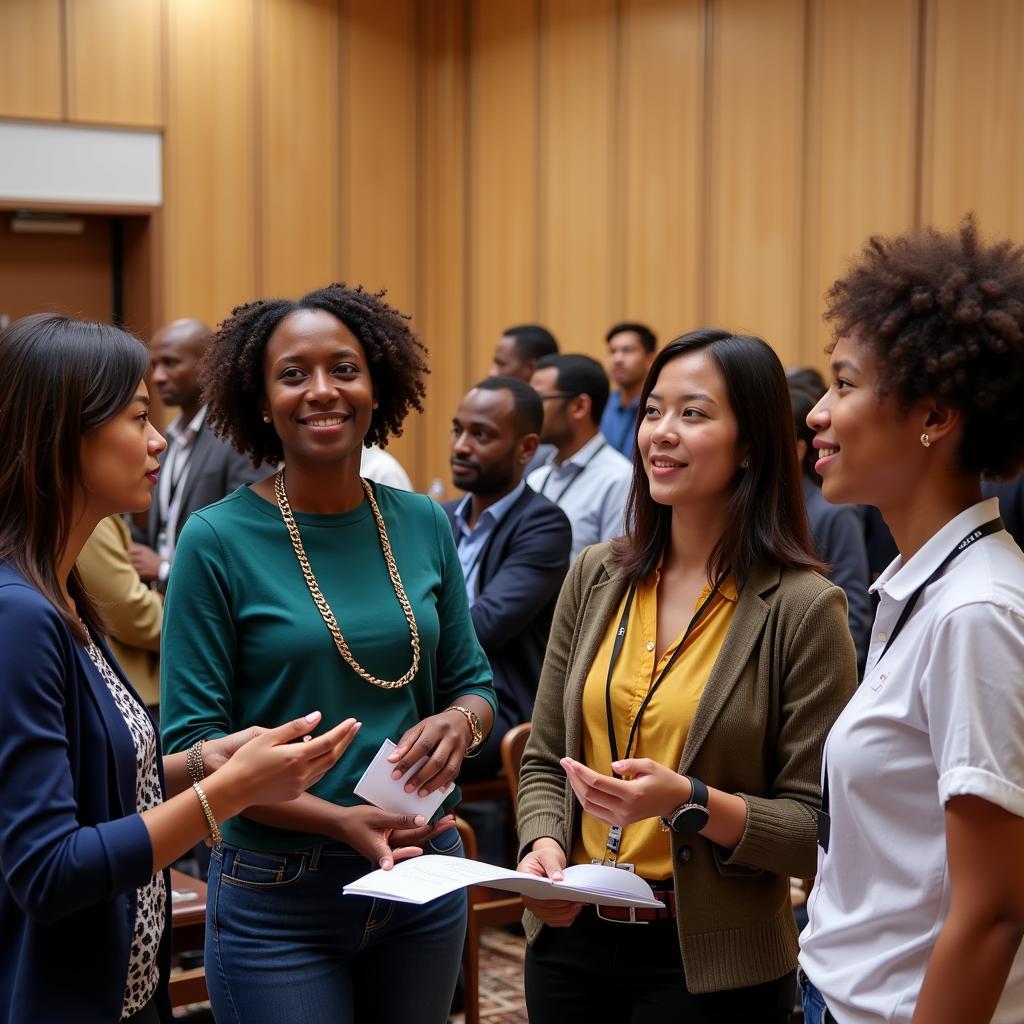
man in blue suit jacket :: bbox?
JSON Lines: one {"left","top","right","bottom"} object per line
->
{"left": 444, "top": 377, "right": 572, "bottom": 781}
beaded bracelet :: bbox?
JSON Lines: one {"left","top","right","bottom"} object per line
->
{"left": 186, "top": 740, "right": 205, "bottom": 785}
{"left": 192, "top": 782, "right": 222, "bottom": 846}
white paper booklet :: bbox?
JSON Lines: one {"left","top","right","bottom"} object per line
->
{"left": 353, "top": 738, "right": 452, "bottom": 819}
{"left": 344, "top": 855, "right": 664, "bottom": 909}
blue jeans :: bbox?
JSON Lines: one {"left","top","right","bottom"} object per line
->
{"left": 205, "top": 828, "right": 466, "bottom": 1024}
{"left": 799, "top": 969, "right": 837, "bottom": 1024}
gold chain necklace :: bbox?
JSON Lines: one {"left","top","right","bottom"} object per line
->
{"left": 274, "top": 469, "right": 421, "bottom": 690}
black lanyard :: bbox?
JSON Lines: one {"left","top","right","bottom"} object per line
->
{"left": 816, "top": 516, "right": 1005, "bottom": 853}
{"left": 598, "top": 572, "right": 725, "bottom": 866}
{"left": 540, "top": 441, "right": 607, "bottom": 505}
{"left": 604, "top": 574, "right": 726, "bottom": 772}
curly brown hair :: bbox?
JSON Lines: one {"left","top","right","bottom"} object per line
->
{"left": 825, "top": 216, "right": 1024, "bottom": 479}
{"left": 202, "top": 284, "right": 429, "bottom": 467}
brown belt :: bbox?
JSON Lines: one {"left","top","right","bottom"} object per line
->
{"left": 595, "top": 889, "right": 677, "bottom": 924}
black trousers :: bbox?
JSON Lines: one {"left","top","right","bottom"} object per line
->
{"left": 525, "top": 907, "right": 796, "bottom": 1024}
{"left": 123, "top": 998, "right": 161, "bottom": 1024}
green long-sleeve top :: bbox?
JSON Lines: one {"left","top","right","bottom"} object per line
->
{"left": 160, "top": 482, "right": 496, "bottom": 853}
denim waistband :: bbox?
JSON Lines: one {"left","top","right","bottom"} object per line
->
{"left": 217, "top": 840, "right": 362, "bottom": 871}
{"left": 218, "top": 825, "right": 462, "bottom": 872}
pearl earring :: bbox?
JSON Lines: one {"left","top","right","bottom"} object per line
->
{"left": 920, "top": 433, "right": 930, "bottom": 448}
{"left": 263, "top": 415, "right": 272, "bottom": 424}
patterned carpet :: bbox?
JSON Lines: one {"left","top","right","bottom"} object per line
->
{"left": 450, "top": 929, "right": 528, "bottom": 1024}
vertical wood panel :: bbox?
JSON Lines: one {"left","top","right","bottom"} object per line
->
{"left": 164, "top": 0, "right": 256, "bottom": 326}
{"left": 67, "top": 0, "right": 162, "bottom": 126}
{"left": 620, "top": 0, "right": 703, "bottom": 343}
{"left": 341, "top": 0, "right": 416, "bottom": 309}
{"left": 540, "top": 0, "right": 615, "bottom": 357}
{"left": 922, "top": 0, "right": 1024, "bottom": 241}
{"left": 803, "top": 0, "right": 918, "bottom": 363}
{"left": 341, "top": 0, "right": 418, "bottom": 473}
{"left": 706, "top": 0, "right": 806, "bottom": 364}
{"left": 0, "top": 0, "right": 63, "bottom": 120}
{"left": 260, "top": 0, "right": 340, "bottom": 298}
{"left": 468, "top": 0, "right": 541, "bottom": 382}
{"left": 417, "top": 0, "right": 468, "bottom": 494}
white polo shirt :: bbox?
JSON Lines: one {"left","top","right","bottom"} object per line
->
{"left": 800, "top": 498, "right": 1024, "bottom": 1024}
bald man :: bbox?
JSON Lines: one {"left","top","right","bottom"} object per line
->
{"left": 131, "top": 319, "right": 262, "bottom": 589}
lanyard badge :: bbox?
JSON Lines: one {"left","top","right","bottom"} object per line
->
{"left": 595, "top": 573, "right": 725, "bottom": 869}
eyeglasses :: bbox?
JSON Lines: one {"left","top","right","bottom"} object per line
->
{"left": 534, "top": 391, "right": 576, "bottom": 402}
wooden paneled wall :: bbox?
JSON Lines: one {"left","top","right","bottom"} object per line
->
{"left": 2, "top": 0, "right": 1024, "bottom": 488}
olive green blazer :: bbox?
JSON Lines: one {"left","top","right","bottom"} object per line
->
{"left": 517, "top": 542, "right": 857, "bottom": 994}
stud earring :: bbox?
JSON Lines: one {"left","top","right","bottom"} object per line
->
{"left": 263, "top": 415, "right": 272, "bottom": 424}
{"left": 741, "top": 457, "right": 751, "bottom": 469}
{"left": 920, "top": 433, "right": 930, "bottom": 448}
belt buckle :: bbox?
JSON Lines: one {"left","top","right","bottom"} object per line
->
{"left": 595, "top": 902, "right": 648, "bottom": 925}
{"left": 591, "top": 860, "right": 647, "bottom": 924}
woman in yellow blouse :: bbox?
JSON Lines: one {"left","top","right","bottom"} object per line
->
{"left": 516, "top": 329, "right": 857, "bottom": 1022}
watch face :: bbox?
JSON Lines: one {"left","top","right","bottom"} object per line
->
{"left": 671, "top": 804, "right": 709, "bottom": 834}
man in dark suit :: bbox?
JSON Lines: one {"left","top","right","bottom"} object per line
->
{"left": 984, "top": 474, "right": 1024, "bottom": 552}
{"left": 444, "top": 376, "right": 572, "bottom": 781}
{"left": 131, "top": 319, "right": 262, "bottom": 589}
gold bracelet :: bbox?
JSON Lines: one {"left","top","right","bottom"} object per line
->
{"left": 192, "top": 782, "right": 222, "bottom": 846}
{"left": 186, "top": 740, "right": 206, "bottom": 784}
{"left": 446, "top": 705, "right": 484, "bottom": 757}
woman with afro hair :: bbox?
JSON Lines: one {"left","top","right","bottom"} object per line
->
{"left": 159, "top": 284, "right": 495, "bottom": 1024}
{"left": 799, "top": 219, "right": 1024, "bottom": 1024}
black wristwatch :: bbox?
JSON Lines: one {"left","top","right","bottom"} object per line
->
{"left": 660, "top": 776, "right": 710, "bottom": 834}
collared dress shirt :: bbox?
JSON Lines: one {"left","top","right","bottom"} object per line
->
{"left": 800, "top": 498, "right": 1024, "bottom": 1024}
{"left": 600, "top": 392, "right": 641, "bottom": 458}
{"left": 451, "top": 480, "right": 526, "bottom": 605}
{"left": 526, "top": 432, "right": 632, "bottom": 561}
{"left": 155, "top": 406, "right": 207, "bottom": 563}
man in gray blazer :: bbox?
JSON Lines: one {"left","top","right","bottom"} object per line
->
{"left": 131, "top": 319, "right": 262, "bottom": 589}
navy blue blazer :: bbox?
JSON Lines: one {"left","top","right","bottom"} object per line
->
{"left": 984, "top": 475, "right": 1024, "bottom": 553}
{"left": 444, "top": 486, "right": 572, "bottom": 724}
{"left": 0, "top": 565, "right": 172, "bottom": 1024}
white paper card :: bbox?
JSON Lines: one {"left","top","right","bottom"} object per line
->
{"left": 352, "top": 739, "right": 451, "bottom": 818}
{"left": 343, "top": 855, "right": 664, "bottom": 909}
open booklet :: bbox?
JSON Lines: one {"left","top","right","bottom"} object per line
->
{"left": 343, "top": 855, "right": 664, "bottom": 909}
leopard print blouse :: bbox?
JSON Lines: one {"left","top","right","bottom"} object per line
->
{"left": 84, "top": 631, "right": 166, "bottom": 1020}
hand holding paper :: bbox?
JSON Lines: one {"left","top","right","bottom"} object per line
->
{"left": 346, "top": 739, "right": 458, "bottom": 869}
{"left": 354, "top": 739, "right": 453, "bottom": 819}
{"left": 344, "top": 856, "right": 664, "bottom": 909}
{"left": 517, "top": 839, "right": 584, "bottom": 927}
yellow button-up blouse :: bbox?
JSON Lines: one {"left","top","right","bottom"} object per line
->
{"left": 572, "top": 570, "right": 738, "bottom": 879}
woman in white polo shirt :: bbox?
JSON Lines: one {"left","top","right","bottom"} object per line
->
{"left": 799, "top": 217, "right": 1024, "bottom": 1024}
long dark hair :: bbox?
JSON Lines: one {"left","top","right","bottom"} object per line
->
{"left": 0, "top": 314, "right": 150, "bottom": 641}
{"left": 612, "top": 329, "right": 823, "bottom": 586}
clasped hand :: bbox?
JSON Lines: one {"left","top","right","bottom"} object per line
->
{"left": 561, "top": 756, "right": 691, "bottom": 826}
{"left": 337, "top": 709, "right": 468, "bottom": 871}
{"left": 339, "top": 806, "right": 458, "bottom": 871}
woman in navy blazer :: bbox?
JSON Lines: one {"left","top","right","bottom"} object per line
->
{"left": 0, "top": 315, "right": 359, "bottom": 1024}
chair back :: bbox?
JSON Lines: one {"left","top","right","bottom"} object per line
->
{"left": 500, "top": 722, "right": 532, "bottom": 804}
